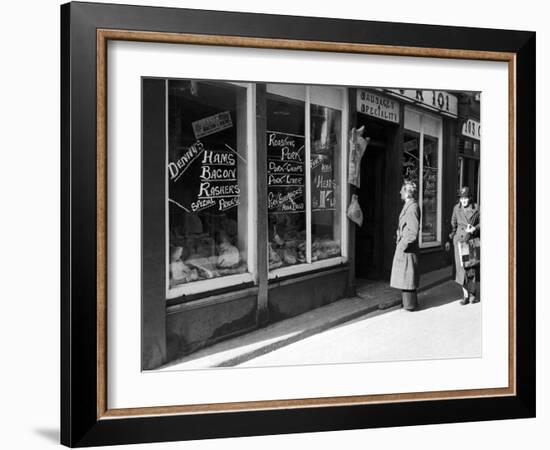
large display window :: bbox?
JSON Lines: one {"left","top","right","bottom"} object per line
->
{"left": 266, "top": 85, "right": 307, "bottom": 270}
{"left": 402, "top": 107, "right": 443, "bottom": 247}
{"left": 166, "top": 80, "right": 256, "bottom": 298}
{"left": 266, "top": 84, "right": 348, "bottom": 279}
{"left": 165, "top": 80, "right": 348, "bottom": 298}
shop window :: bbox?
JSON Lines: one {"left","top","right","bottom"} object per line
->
{"left": 310, "top": 100, "right": 342, "bottom": 261}
{"left": 266, "top": 86, "right": 306, "bottom": 270}
{"left": 267, "top": 84, "right": 347, "bottom": 277}
{"left": 403, "top": 131, "right": 420, "bottom": 184}
{"left": 167, "top": 80, "right": 253, "bottom": 297}
{"left": 403, "top": 108, "right": 442, "bottom": 247}
{"left": 421, "top": 134, "right": 439, "bottom": 243}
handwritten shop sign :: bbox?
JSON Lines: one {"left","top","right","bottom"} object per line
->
{"left": 356, "top": 90, "right": 400, "bottom": 123}
{"left": 311, "top": 154, "right": 336, "bottom": 211}
{"left": 384, "top": 89, "right": 458, "bottom": 118}
{"left": 461, "top": 118, "right": 481, "bottom": 140}
{"left": 267, "top": 131, "right": 305, "bottom": 214}
{"left": 168, "top": 141, "right": 240, "bottom": 213}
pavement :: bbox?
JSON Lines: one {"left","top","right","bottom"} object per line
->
{"left": 239, "top": 281, "right": 480, "bottom": 367}
{"left": 159, "top": 266, "right": 455, "bottom": 371}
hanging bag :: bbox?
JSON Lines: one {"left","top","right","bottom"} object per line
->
{"left": 458, "top": 212, "right": 480, "bottom": 268}
{"left": 347, "top": 194, "right": 364, "bottom": 226}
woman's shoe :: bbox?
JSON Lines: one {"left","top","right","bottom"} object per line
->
{"left": 460, "top": 297, "right": 470, "bottom": 305}
{"left": 470, "top": 296, "right": 479, "bottom": 304}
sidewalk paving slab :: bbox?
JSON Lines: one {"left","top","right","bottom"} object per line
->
{"left": 159, "top": 266, "right": 452, "bottom": 370}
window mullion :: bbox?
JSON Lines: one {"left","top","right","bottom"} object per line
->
{"left": 247, "top": 83, "right": 257, "bottom": 279}
{"left": 419, "top": 120, "right": 424, "bottom": 248}
{"left": 341, "top": 89, "right": 349, "bottom": 260}
{"left": 305, "top": 86, "right": 312, "bottom": 263}
{"left": 437, "top": 121, "right": 443, "bottom": 243}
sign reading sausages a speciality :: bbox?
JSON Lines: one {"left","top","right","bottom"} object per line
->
{"left": 356, "top": 89, "right": 400, "bottom": 123}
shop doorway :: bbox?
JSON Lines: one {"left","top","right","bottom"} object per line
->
{"left": 354, "top": 123, "right": 387, "bottom": 280}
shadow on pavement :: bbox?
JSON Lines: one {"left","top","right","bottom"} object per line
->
{"left": 160, "top": 275, "right": 457, "bottom": 370}
{"left": 416, "top": 281, "right": 464, "bottom": 311}
{"left": 331, "top": 280, "right": 463, "bottom": 332}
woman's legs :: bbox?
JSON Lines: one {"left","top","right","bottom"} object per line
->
{"left": 465, "top": 268, "right": 479, "bottom": 303}
{"left": 468, "top": 280, "right": 479, "bottom": 303}
{"left": 460, "top": 271, "right": 479, "bottom": 305}
{"left": 460, "top": 287, "right": 469, "bottom": 305}
{"left": 402, "top": 290, "right": 419, "bottom": 311}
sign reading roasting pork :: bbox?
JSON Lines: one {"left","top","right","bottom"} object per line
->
{"left": 266, "top": 131, "right": 305, "bottom": 214}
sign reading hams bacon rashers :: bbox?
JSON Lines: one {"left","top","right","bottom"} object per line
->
{"left": 168, "top": 140, "right": 241, "bottom": 213}
{"left": 266, "top": 131, "right": 305, "bottom": 214}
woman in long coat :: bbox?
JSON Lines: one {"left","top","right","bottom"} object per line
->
{"left": 390, "top": 181, "right": 421, "bottom": 311}
{"left": 446, "top": 186, "right": 480, "bottom": 304}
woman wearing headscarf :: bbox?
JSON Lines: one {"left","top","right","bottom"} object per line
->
{"left": 390, "top": 181, "right": 421, "bottom": 311}
{"left": 445, "top": 186, "right": 480, "bottom": 304}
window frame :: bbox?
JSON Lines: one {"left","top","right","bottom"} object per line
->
{"left": 166, "top": 81, "right": 257, "bottom": 299}
{"left": 404, "top": 106, "right": 443, "bottom": 249}
{"left": 268, "top": 85, "right": 349, "bottom": 280}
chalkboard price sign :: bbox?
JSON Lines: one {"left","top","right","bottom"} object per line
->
{"left": 267, "top": 131, "right": 305, "bottom": 214}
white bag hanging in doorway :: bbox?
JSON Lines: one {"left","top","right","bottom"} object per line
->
{"left": 348, "top": 125, "right": 369, "bottom": 188}
{"left": 347, "top": 194, "right": 364, "bottom": 226}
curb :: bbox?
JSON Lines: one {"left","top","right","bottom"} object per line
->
{"left": 216, "top": 301, "right": 385, "bottom": 367}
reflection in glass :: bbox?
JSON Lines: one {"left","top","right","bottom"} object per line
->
{"left": 402, "top": 131, "right": 420, "bottom": 184}
{"left": 422, "top": 134, "right": 439, "bottom": 243}
{"left": 310, "top": 103, "right": 341, "bottom": 261}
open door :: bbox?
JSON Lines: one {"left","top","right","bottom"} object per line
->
{"left": 354, "top": 123, "right": 387, "bottom": 280}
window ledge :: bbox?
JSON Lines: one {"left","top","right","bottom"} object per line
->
{"left": 167, "top": 285, "right": 258, "bottom": 313}
{"left": 167, "top": 272, "right": 254, "bottom": 301}
{"left": 419, "top": 244, "right": 444, "bottom": 254}
{"left": 268, "top": 262, "right": 349, "bottom": 288}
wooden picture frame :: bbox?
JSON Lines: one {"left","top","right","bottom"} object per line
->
{"left": 61, "top": 1, "right": 535, "bottom": 447}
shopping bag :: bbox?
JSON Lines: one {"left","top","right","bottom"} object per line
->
{"left": 458, "top": 237, "right": 480, "bottom": 268}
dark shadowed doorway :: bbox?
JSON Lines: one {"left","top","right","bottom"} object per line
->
{"left": 354, "top": 120, "right": 387, "bottom": 280}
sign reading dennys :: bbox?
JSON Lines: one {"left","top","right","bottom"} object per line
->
{"left": 356, "top": 90, "right": 400, "bottom": 123}
{"left": 384, "top": 89, "right": 458, "bottom": 118}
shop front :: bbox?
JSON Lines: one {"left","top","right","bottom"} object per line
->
{"left": 351, "top": 88, "right": 459, "bottom": 285}
{"left": 457, "top": 93, "right": 481, "bottom": 204}
{"left": 142, "top": 79, "right": 462, "bottom": 369}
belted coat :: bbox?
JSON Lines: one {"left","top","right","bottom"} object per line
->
{"left": 390, "top": 199, "right": 421, "bottom": 290}
{"left": 450, "top": 202, "right": 480, "bottom": 286}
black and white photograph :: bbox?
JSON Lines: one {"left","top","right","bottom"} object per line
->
{"left": 142, "top": 79, "right": 482, "bottom": 371}
{"left": 0, "top": 0, "right": 543, "bottom": 447}
{"left": 52, "top": 0, "right": 537, "bottom": 446}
